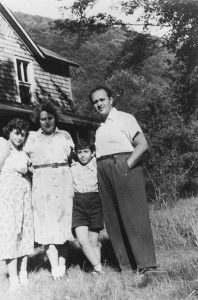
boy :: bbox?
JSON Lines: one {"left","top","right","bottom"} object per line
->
{"left": 71, "top": 139, "right": 104, "bottom": 274}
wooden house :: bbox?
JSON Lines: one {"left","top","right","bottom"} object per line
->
{"left": 0, "top": 1, "right": 97, "bottom": 141}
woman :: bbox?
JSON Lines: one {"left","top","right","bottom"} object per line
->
{"left": 0, "top": 118, "right": 34, "bottom": 292}
{"left": 24, "top": 102, "right": 74, "bottom": 280}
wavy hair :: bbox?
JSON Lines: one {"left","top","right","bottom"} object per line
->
{"left": 2, "top": 118, "right": 29, "bottom": 142}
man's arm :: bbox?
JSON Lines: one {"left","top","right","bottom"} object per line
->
{"left": 127, "top": 132, "right": 148, "bottom": 169}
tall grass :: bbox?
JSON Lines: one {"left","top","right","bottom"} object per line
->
{"left": 1, "top": 197, "right": 198, "bottom": 299}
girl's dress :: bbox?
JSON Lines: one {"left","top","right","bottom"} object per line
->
{"left": 0, "top": 138, "right": 34, "bottom": 260}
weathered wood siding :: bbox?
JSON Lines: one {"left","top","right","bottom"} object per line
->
{"left": 0, "top": 12, "right": 73, "bottom": 110}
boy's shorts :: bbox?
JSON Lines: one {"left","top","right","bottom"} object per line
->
{"left": 72, "top": 192, "right": 104, "bottom": 231}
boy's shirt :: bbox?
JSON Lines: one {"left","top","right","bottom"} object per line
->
{"left": 71, "top": 157, "right": 98, "bottom": 193}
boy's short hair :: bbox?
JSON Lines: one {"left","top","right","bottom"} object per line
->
{"left": 75, "top": 138, "right": 95, "bottom": 153}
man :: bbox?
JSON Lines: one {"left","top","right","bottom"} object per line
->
{"left": 89, "top": 85, "right": 156, "bottom": 274}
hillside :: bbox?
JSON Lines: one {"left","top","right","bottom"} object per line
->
{"left": 14, "top": 12, "right": 170, "bottom": 117}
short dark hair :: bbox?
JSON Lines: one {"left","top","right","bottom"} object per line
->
{"left": 75, "top": 138, "right": 95, "bottom": 153}
{"left": 89, "top": 85, "right": 112, "bottom": 103}
{"left": 2, "top": 118, "right": 29, "bottom": 141}
{"left": 31, "top": 101, "right": 58, "bottom": 126}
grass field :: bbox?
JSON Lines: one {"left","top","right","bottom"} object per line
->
{"left": 1, "top": 198, "right": 198, "bottom": 300}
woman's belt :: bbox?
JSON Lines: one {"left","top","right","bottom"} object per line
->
{"left": 96, "top": 152, "right": 132, "bottom": 162}
{"left": 34, "top": 163, "right": 68, "bottom": 169}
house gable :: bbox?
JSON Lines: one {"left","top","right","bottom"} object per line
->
{"left": 0, "top": 2, "right": 77, "bottom": 111}
{"left": 0, "top": 11, "right": 17, "bottom": 39}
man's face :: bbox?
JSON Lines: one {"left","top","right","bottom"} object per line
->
{"left": 92, "top": 89, "right": 113, "bottom": 120}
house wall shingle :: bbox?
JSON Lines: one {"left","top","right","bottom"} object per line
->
{"left": 0, "top": 13, "right": 73, "bottom": 110}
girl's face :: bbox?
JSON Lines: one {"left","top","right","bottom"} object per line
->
{"left": 9, "top": 129, "right": 26, "bottom": 149}
{"left": 77, "top": 148, "right": 92, "bottom": 165}
{"left": 39, "top": 111, "right": 56, "bottom": 135}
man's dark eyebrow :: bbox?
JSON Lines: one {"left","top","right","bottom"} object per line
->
{"left": 93, "top": 98, "right": 105, "bottom": 102}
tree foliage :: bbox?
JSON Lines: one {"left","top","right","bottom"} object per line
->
{"left": 54, "top": 0, "right": 124, "bottom": 46}
{"left": 107, "top": 32, "right": 159, "bottom": 75}
{"left": 121, "top": 0, "right": 198, "bottom": 118}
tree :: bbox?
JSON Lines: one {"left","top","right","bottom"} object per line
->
{"left": 121, "top": 0, "right": 198, "bottom": 118}
{"left": 107, "top": 31, "right": 159, "bottom": 76}
{"left": 54, "top": 0, "right": 124, "bottom": 46}
{"left": 118, "top": 1, "right": 198, "bottom": 201}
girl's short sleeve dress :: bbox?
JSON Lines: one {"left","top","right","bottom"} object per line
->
{"left": 0, "top": 138, "right": 34, "bottom": 260}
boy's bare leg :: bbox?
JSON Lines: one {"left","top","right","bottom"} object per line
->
{"left": 75, "top": 226, "right": 99, "bottom": 267}
{"left": 89, "top": 231, "right": 101, "bottom": 262}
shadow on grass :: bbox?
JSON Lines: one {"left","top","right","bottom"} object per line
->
{"left": 28, "top": 237, "right": 120, "bottom": 273}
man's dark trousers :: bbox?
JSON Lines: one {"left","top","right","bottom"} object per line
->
{"left": 97, "top": 153, "right": 156, "bottom": 270}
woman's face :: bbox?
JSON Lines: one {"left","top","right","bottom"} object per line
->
{"left": 9, "top": 129, "right": 26, "bottom": 149}
{"left": 39, "top": 111, "right": 56, "bottom": 135}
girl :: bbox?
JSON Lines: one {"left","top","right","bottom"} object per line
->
{"left": 0, "top": 118, "right": 34, "bottom": 292}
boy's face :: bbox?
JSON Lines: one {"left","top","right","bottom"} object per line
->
{"left": 77, "top": 148, "right": 92, "bottom": 165}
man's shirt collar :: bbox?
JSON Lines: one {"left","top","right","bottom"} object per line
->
{"left": 100, "top": 107, "right": 118, "bottom": 126}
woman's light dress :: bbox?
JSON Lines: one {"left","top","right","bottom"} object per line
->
{"left": 0, "top": 138, "right": 34, "bottom": 260}
{"left": 24, "top": 128, "right": 74, "bottom": 245}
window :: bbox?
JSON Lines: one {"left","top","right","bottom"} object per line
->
{"left": 16, "top": 59, "right": 32, "bottom": 105}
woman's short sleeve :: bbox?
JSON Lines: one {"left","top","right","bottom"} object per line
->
{"left": 61, "top": 131, "right": 75, "bottom": 149}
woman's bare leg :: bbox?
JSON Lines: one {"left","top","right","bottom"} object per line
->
{"left": 19, "top": 256, "right": 29, "bottom": 285}
{"left": 45, "top": 244, "right": 60, "bottom": 280}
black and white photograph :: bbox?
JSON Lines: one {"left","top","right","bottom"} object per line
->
{"left": 0, "top": 0, "right": 197, "bottom": 299}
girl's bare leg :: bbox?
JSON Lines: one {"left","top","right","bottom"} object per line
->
{"left": 6, "top": 258, "right": 20, "bottom": 292}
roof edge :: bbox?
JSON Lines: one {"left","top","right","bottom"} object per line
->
{"left": 40, "top": 46, "right": 79, "bottom": 68}
{"left": 0, "top": 1, "right": 45, "bottom": 58}
{"left": 0, "top": 1, "right": 79, "bottom": 68}
{"left": 0, "top": 101, "right": 98, "bottom": 127}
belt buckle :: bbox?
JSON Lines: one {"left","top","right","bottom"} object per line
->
{"left": 51, "top": 163, "right": 58, "bottom": 168}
